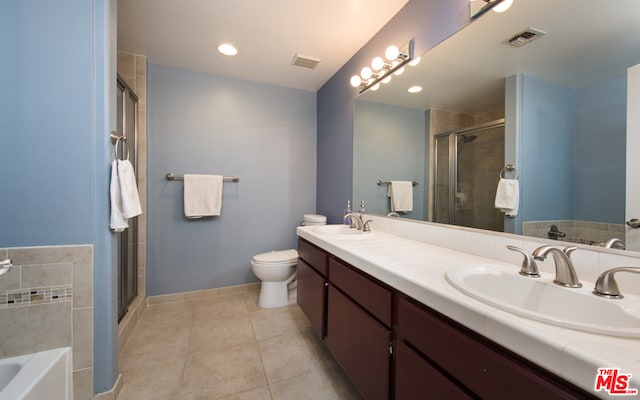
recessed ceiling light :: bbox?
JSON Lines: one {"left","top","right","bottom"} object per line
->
{"left": 218, "top": 43, "right": 238, "bottom": 56}
{"left": 408, "top": 86, "right": 423, "bottom": 93}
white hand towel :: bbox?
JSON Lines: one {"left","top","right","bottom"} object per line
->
{"left": 387, "top": 181, "right": 413, "bottom": 212}
{"left": 110, "top": 160, "right": 128, "bottom": 232}
{"left": 184, "top": 174, "right": 223, "bottom": 218}
{"left": 117, "top": 159, "right": 143, "bottom": 219}
{"left": 495, "top": 178, "right": 519, "bottom": 217}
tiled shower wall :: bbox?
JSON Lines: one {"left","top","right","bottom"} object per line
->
{"left": 523, "top": 220, "right": 627, "bottom": 246}
{"left": 0, "top": 245, "right": 94, "bottom": 399}
{"left": 116, "top": 52, "right": 148, "bottom": 351}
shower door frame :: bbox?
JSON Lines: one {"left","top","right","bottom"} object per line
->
{"left": 116, "top": 75, "right": 139, "bottom": 322}
{"left": 433, "top": 118, "right": 505, "bottom": 226}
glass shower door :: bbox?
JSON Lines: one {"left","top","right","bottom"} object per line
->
{"left": 116, "top": 76, "right": 138, "bottom": 322}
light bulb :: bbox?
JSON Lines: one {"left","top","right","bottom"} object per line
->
{"left": 217, "top": 43, "right": 238, "bottom": 56}
{"left": 371, "top": 57, "right": 385, "bottom": 71}
{"left": 408, "top": 86, "right": 423, "bottom": 93}
{"left": 370, "top": 83, "right": 381, "bottom": 91}
{"left": 350, "top": 75, "right": 362, "bottom": 87}
{"left": 408, "top": 57, "right": 421, "bottom": 67}
{"left": 385, "top": 45, "right": 400, "bottom": 61}
{"left": 360, "top": 67, "right": 373, "bottom": 80}
{"left": 393, "top": 66, "right": 405, "bottom": 76}
{"left": 493, "top": 0, "right": 513, "bottom": 12}
{"left": 381, "top": 75, "right": 392, "bottom": 84}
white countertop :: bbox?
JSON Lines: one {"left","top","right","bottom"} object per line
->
{"left": 297, "top": 225, "right": 640, "bottom": 399}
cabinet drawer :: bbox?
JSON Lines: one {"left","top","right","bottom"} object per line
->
{"left": 298, "top": 239, "right": 328, "bottom": 276}
{"left": 395, "top": 340, "right": 472, "bottom": 400}
{"left": 396, "top": 297, "right": 595, "bottom": 400}
{"left": 329, "top": 257, "right": 392, "bottom": 327}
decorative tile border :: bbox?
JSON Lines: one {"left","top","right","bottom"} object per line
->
{"left": 1, "top": 285, "right": 73, "bottom": 308}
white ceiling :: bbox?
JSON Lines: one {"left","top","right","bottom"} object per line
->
{"left": 360, "top": 0, "right": 640, "bottom": 114}
{"left": 117, "top": 0, "right": 410, "bottom": 92}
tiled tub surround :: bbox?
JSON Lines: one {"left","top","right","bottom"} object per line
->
{"left": 523, "top": 220, "right": 627, "bottom": 246}
{"left": 297, "top": 216, "right": 640, "bottom": 397}
{"left": 0, "top": 245, "right": 94, "bottom": 399}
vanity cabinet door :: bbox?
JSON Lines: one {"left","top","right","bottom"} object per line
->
{"left": 296, "top": 258, "right": 326, "bottom": 339}
{"left": 395, "top": 340, "right": 472, "bottom": 400}
{"left": 396, "top": 296, "right": 597, "bottom": 400}
{"left": 326, "top": 285, "right": 391, "bottom": 400}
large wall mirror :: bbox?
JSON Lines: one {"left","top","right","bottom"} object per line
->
{"left": 353, "top": 0, "right": 640, "bottom": 250}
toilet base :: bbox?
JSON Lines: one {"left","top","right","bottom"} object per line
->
{"left": 258, "top": 281, "right": 292, "bottom": 308}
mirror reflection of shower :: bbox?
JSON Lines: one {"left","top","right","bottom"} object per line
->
{"left": 434, "top": 119, "right": 505, "bottom": 232}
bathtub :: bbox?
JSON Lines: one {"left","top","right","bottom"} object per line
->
{"left": 0, "top": 347, "right": 72, "bottom": 400}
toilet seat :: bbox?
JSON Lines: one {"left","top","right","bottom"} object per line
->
{"left": 252, "top": 249, "right": 298, "bottom": 266}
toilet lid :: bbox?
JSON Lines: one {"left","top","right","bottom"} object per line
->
{"left": 252, "top": 249, "right": 298, "bottom": 264}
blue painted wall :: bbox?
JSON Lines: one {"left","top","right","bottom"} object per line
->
{"left": 0, "top": 0, "right": 118, "bottom": 394}
{"left": 520, "top": 75, "right": 575, "bottom": 222}
{"left": 574, "top": 74, "right": 626, "bottom": 223}
{"left": 353, "top": 100, "right": 426, "bottom": 219}
{"left": 317, "top": 0, "right": 470, "bottom": 223}
{"left": 147, "top": 64, "right": 316, "bottom": 296}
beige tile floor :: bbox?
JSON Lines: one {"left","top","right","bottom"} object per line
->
{"left": 117, "top": 290, "right": 363, "bottom": 400}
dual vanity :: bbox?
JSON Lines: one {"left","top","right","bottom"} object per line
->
{"left": 296, "top": 220, "right": 640, "bottom": 399}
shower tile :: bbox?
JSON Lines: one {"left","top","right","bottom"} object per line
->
{"left": 73, "top": 307, "right": 93, "bottom": 370}
{"left": 0, "top": 265, "right": 20, "bottom": 291}
{"left": 73, "top": 246, "right": 93, "bottom": 308}
{"left": 7, "top": 245, "right": 90, "bottom": 265}
{"left": 21, "top": 263, "right": 71, "bottom": 289}
{"left": 0, "top": 302, "right": 71, "bottom": 358}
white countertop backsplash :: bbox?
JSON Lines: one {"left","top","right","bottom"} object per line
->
{"left": 297, "top": 215, "right": 640, "bottom": 398}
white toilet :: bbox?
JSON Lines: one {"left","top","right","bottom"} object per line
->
{"left": 251, "top": 214, "right": 326, "bottom": 308}
{"left": 251, "top": 249, "right": 299, "bottom": 308}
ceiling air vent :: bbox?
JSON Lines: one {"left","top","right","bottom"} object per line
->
{"left": 291, "top": 54, "right": 321, "bottom": 70}
{"left": 505, "top": 27, "right": 546, "bottom": 47}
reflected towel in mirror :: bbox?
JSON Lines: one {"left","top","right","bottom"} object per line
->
{"left": 495, "top": 178, "right": 519, "bottom": 217}
{"left": 388, "top": 181, "right": 413, "bottom": 212}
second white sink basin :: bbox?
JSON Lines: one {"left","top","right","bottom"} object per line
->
{"left": 312, "top": 224, "right": 373, "bottom": 239}
{"left": 446, "top": 265, "right": 640, "bottom": 338}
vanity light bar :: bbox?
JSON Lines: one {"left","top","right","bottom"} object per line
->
{"left": 350, "top": 39, "right": 415, "bottom": 94}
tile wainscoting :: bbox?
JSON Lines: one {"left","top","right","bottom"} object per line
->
{"left": 0, "top": 244, "right": 94, "bottom": 399}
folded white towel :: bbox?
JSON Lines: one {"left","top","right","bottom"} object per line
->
{"left": 117, "top": 159, "right": 142, "bottom": 219}
{"left": 495, "top": 178, "right": 519, "bottom": 217}
{"left": 387, "top": 181, "right": 413, "bottom": 212}
{"left": 110, "top": 160, "right": 128, "bottom": 232}
{"left": 184, "top": 174, "right": 223, "bottom": 218}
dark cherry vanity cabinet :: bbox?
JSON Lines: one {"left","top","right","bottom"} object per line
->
{"left": 325, "top": 257, "right": 393, "bottom": 400}
{"left": 297, "top": 239, "right": 328, "bottom": 339}
{"left": 296, "top": 238, "right": 596, "bottom": 400}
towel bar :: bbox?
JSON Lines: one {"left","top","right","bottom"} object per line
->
{"left": 377, "top": 180, "right": 418, "bottom": 187}
{"left": 166, "top": 173, "right": 239, "bottom": 182}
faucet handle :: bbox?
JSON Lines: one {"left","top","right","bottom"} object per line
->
{"left": 363, "top": 220, "right": 373, "bottom": 232}
{"left": 563, "top": 246, "right": 577, "bottom": 258}
{"left": 507, "top": 246, "right": 540, "bottom": 278}
{"left": 593, "top": 266, "right": 640, "bottom": 299}
{"left": 0, "top": 258, "right": 12, "bottom": 277}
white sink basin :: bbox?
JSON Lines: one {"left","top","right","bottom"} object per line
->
{"left": 312, "top": 224, "right": 373, "bottom": 239}
{"left": 446, "top": 265, "right": 640, "bottom": 338}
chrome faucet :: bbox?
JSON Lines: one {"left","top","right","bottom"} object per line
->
{"left": 603, "top": 238, "right": 626, "bottom": 250}
{"left": 0, "top": 259, "right": 12, "bottom": 277}
{"left": 343, "top": 213, "right": 363, "bottom": 230}
{"left": 532, "top": 245, "right": 582, "bottom": 288}
{"left": 593, "top": 267, "right": 640, "bottom": 299}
